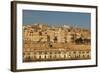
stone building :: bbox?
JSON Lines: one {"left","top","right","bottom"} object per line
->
{"left": 23, "top": 42, "right": 91, "bottom": 62}
{"left": 23, "top": 24, "right": 91, "bottom": 62}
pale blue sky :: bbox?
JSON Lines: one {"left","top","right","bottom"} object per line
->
{"left": 23, "top": 10, "right": 91, "bottom": 29}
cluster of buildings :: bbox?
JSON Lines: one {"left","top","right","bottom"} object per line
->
{"left": 23, "top": 24, "right": 91, "bottom": 62}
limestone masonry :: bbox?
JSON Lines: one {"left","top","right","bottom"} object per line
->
{"left": 23, "top": 24, "right": 91, "bottom": 62}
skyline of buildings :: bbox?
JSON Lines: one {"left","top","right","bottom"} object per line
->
{"left": 23, "top": 23, "right": 91, "bottom": 62}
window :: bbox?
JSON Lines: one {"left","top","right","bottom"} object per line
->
{"left": 73, "top": 51, "right": 76, "bottom": 54}
{"left": 82, "top": 51, "right": 84, "bottom": 54}
{"left": 79, "top": 51, "right": 81, "bottom": 54}
{"left": 39, "top": 56, "right": 41, "bottom": 59}
{"left": 87, "top": 51, "right": 89, "bottom": 53}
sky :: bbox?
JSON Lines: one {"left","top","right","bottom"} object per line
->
{"left": 23, "top": 10, "right": 91, "bottom": 29}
